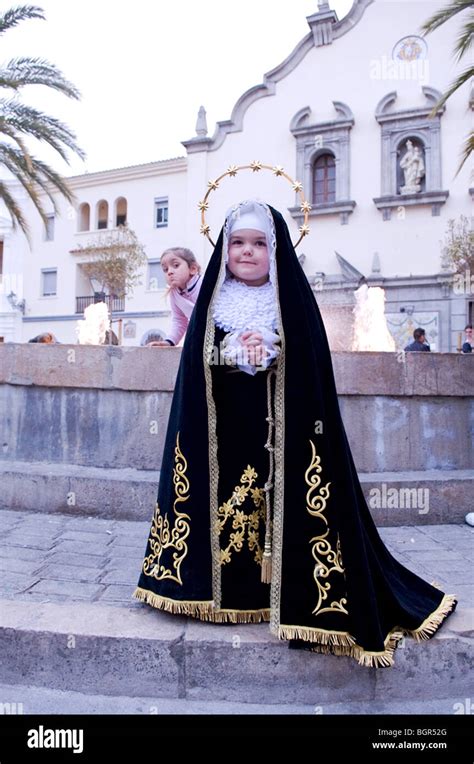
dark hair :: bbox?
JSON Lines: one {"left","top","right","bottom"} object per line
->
{"left": 465, "top": 324, "right": 472, "bottom": 331}
{"left": 413, "top": 328, "right": 425, "bottom": 341}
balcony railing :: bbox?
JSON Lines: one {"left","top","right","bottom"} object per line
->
{"left": 75, "top": 295, "right": 125, "bottom": 314}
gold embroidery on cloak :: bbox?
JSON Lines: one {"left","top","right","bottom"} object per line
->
{"left": 306, "top": 439, "right": 349, "bottom": 617}
{"left": 216, "top": 465, "right": 266, "bottom": 566}
{"left": 142, "top": 431, "right": 190, "bottom": 585}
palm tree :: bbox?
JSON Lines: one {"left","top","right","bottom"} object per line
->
{"left": 420, "top": 0, "right": 474, "bottom": 176}
{"left": 0, "top": 4, "right": 85, "bottom": 241}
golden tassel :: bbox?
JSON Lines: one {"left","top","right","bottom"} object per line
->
{"left": 261, "top": 543, "right": 272, "bottom": 583}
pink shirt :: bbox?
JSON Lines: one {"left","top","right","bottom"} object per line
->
{"left": 164, "top": 272, "right": 203, "bottom": 345}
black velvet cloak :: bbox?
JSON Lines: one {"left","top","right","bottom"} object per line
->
{"left": 133, "top": 202, "right": 457, "bottom": 667}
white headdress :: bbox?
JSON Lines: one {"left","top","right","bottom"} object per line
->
{"left": 212, "top": 199, "right": 278, "bottom": 333}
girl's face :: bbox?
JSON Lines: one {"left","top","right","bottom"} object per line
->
{"left": 161, "top": 253, "right": 198, "bottom": 289}
{"left": 227, "top": 229, "right": 269, "bottom": 287}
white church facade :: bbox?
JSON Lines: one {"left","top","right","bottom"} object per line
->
{"left": 0, "top": 0, "right": 472, "bottom": 350}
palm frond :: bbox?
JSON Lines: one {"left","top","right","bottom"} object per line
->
{"left": 0, "top": 142, "right": 79, "bottom": 242}
{"left": 0, "top": 119, "right": 34, "bottom": 170}
{"left": 427, "top": 64, "right": 474, "bottom": 116}
{"left": 0, "top": 4, "right": 85, "bottom": 245}
{"left": 0, "top": 4, "right": 44, "bottom": 35}
{"left": 0, "top": 140, "right": 77, "bottom": 207}
{"left": 0, "top": 57, "right": 81, "bottom": 99}
{"left": 452, "top": 13, "right": 474, "bottom": 61}
{"left": 28, "top": 155, "right": 77, "bottom": 206}
{"left": 420, "top": 0, "right": 474, "bottom": 36}
{"left": 0, "top": 179, "right": 31, "bottom": 242}
{"left": 0, "top": 98, "right": 86, "bottom": 162}
{"left": 22, "top": 166, "right": 63, "bottom": 214}
{"left": 0, "top": 144, "right": 51, "bottom": 226}
{"left": 454, "top": 131, "right": 474, "bottom": 176}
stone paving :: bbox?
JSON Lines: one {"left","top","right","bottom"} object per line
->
{"left": 0, "top": 508, "right": 472, "bottom": 713}
{"left": 0, "top": 508, "right": 471, "bottom": 609}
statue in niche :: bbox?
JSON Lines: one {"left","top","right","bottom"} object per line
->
{"left": 399, "top": 139, "right": 425, "bottom": 194}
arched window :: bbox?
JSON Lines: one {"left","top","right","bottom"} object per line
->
{"left": 78, "top": 203, "right": 90, "bottom": 232}
{"left": 115, "top": 197, "right": 127, "bottom": 227}
{"left": 97, "top": 200, "right": 109, "bottom": 230}
{"left": 312, "top": 153, "right": 336, "bottom": 204}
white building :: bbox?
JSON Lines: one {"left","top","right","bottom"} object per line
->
{"left": 0, "top": 0, "right": 472, "bottom": 350}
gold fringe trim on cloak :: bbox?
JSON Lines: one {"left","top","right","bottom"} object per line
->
{"left": 402, "top": 593, "right": 457, "bottom": 642}
{"left": 278, "top": 592, "right": 457, "bottom": 668}
{"left": 133, "top": 587, "right": 456, "bottom": 662}
{"left": 132, "top": 586, "right": 270, "bottom": 623}
{"left": 279, "top": 624, "right": 405, "bottom": 668}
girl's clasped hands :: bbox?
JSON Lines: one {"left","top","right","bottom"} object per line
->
{"left": 239, "top": 330, "right": 266, "bottom": 366}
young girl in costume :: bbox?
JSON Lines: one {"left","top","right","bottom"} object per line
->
{"left": 149, "top": 247, "right": 202, "bottom": 347}
{"left": 133, "top": 199, "right": 457, "bottom": 667}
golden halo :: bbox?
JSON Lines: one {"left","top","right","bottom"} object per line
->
{"left": 198, "top": 161, "right": 311, "bottom": 248}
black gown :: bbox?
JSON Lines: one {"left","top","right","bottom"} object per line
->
{"left": 133, "top": 202, "right": 457, "bottom": 667}
{"left": 210, "top": 324, "right": 275, "bottom": 617}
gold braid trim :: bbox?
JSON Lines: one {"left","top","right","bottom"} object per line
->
{"left": 203, "top": 250, "right": 228, "bottom": 611}
{"left": 132, "top": 587, "right": 270, "bottom": 623}
{"left": 402, "top": 593, "right": 457, "bottom": 641}
{"left": 269, "top": 239, "right": 286, "bottom": 634}
{"left": 279, "top": 592, "right": 457, "bottom": 667}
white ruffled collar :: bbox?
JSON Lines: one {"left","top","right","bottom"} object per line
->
{"left": 212, "top": 276, "right": 278, "bottom": 333}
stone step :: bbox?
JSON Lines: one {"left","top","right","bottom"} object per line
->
{"left": 359, "top": 469, "right": 473, "bottom": 525}
{"left": 0, "top": 511, "right": 472, "bottom": 706}
{"left": 0, "top": 460, "right": 159, "bottom": 520}
{"left": 0, "top": 598, "right": 471, "bottom": 706}
{"left": 0, "top": 682, "right": 469, "bottom": 716}
{"left": 0, "top": 461, "right": 472, "bottom": 525}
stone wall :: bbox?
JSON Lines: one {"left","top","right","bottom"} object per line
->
{"left": 0, "top": 344, "right": 472, "bottom": 524}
